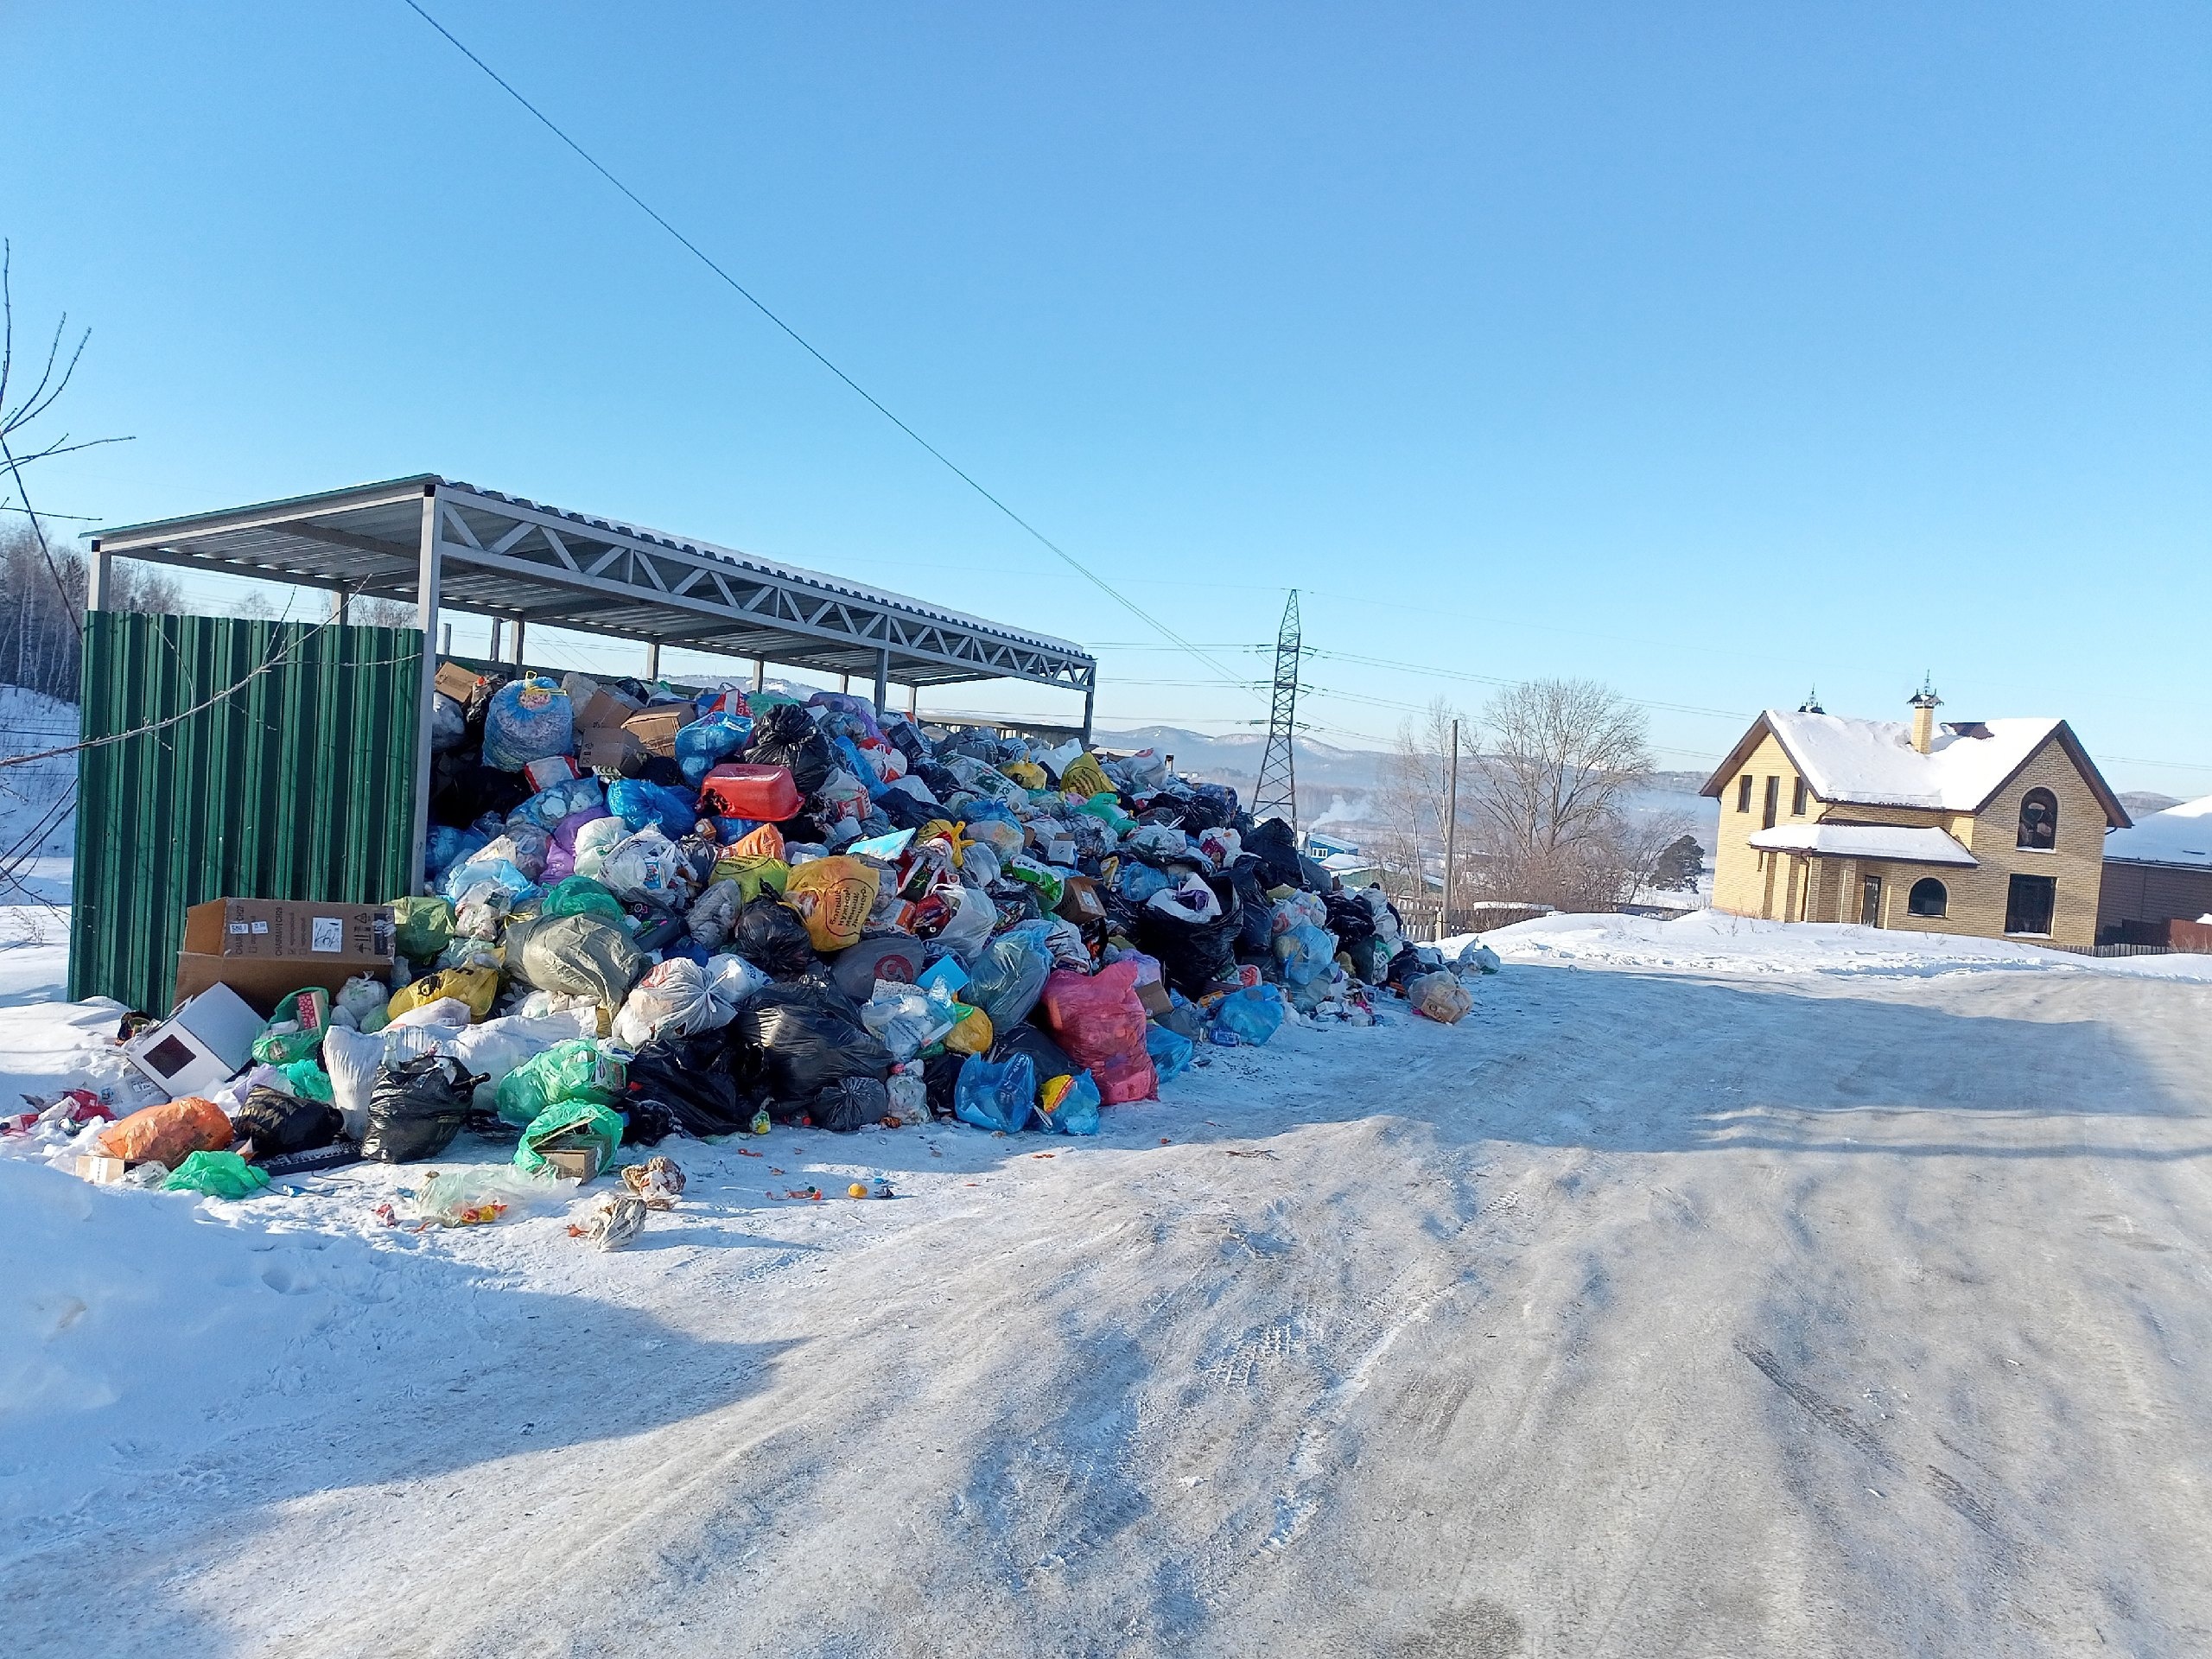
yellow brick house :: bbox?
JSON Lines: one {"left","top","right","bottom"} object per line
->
{"left": 1700, "top": 687, "right": 2130, "bottom": 947}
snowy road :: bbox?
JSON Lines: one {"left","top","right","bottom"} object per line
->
{"left": 7, "top": 922, "right": 2212, "bottom": 1656}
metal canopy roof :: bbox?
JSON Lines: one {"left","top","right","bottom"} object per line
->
{"left": 92, "top": 475, "right": 1096, "bottom": 692}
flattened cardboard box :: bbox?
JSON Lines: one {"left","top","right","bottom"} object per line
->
{"left": 622, "top": 708, "right": 690, "bottom": 759}
{"left": 173, "top": 899, "right": 396, "bottom": 1014}
{"left": 434, "top": 662, "right": 480, "bottom": 702}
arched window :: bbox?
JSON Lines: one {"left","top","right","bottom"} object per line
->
{"left": 2017, "top": 787, "right": 2057, "bottom": 850}
{"left": 1908, "top": 877, "right": 1948, "bottom": 918}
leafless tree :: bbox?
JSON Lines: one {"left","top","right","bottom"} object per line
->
{"left": 1467, "top": 677, "right": 1660, "bottom": 912}
{"left": 1372, "top": 695, "right": 1478, "bottom": 914}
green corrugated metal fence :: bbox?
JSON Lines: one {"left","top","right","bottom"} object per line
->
{"left": 69, "top": 612, "right": 421, "bottom": 1014}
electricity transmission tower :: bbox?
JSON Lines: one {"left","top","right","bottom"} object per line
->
{"left": 1252, "top": 590, "right": 1301, "bottom": 829}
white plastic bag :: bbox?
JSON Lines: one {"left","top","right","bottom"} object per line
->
{"left": 599, "top": 827, "right": 685, "bottom": 907}
{"left": 387, "top": 996, "right": 473, "bottom": 1032}
{"left": 438, "top": 1008, "right": 600, "bottom": 1109}
{"left": 703, "top": 952, "right": 768, "bottom": 1014}
{"left": 612, "top": 958, "right": 729, "bottom": 1049}
{"left": 932, "top": 882, "right": 996, "bottom": 964}
{"left": 861, "top": 980, "right": 957, "bottom": 1062}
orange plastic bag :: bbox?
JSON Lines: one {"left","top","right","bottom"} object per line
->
{"left": 784, "top": 855, "right": 877, "bottom": 953}
{"left": 100, "top": 1096, "right": 233, "bottom": 1166}
{"left": 728, "top": 822, "right": 785, "bottom": 861}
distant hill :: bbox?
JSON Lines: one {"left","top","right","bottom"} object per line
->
{"left": 2120, "top": 791, "right": 2183, "bottom": 818}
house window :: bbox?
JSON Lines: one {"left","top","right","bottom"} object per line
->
{"left": 1762, "top": 777, "right": 1779, "bottom": 829}
{"left": 1737, "top": 775, "right": 1753, "bottom": 813}
{"left": 2005, "top": 874, "right": 2056, "bottom": 936}
{"left": 1908, "top": 877, "right": 1948, "bottom": 918}
{"left": 1791, "top": 778, "right": 1808, "bottom": 816}
{"left": 2017, "top": 787, "right": 2057, "bottom": 851}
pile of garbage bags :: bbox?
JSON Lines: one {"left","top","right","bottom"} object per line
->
{"left": 73, "top": 667, "right": 1494, "bottom": 1190}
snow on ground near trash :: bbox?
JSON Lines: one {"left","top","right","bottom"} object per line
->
{"left": 1473, "top": 906, "right": 2212, "bottom": 980}
{"left": 7, "top": 943, "right": 2212, "bottom": 1655}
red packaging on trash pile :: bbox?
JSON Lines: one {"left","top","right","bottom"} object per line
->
{"left": 1038, "top": 959, "right": 1157, "bottom": 1105}
{"left": 699, "top": 764, "right": 803, "bottom": 823}
{"left": 99, "top": 1096, "right": 233, "bottom": 1166}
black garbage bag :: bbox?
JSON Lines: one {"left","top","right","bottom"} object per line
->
{"left": 361, "top": 1054, "right": 482, "bottom": 1163}
{"left": 1297, "top": 854, "right": 1336, "bottom": 893}
{"left": 1341, "top": 935, "right": 1391, "bottom": 984}
{"left": 1136, "top": 874, "right": 1243, "bottom": 996}
{"left": 746, "top": 704, "right": 834, "bottom": 798}
{"left": 875, "top": 790, "right": 940, "bottom": 832}
{"left": 230, "top": 1084, "right": 342, "bottom": 1158}
{"left": 1384, "top": 943, "right": 1426, "bottom": 987}
{"left": 1244, "top": 817, "right": 1305, "bottom": 891}
{"left": 622, "top": 1097, "right": 678, "bottom": 1147}
{"left": 626, "top": 1030, "right": 753, "bottom": 1137}
{"left": 1325, "top": 891, "right": 1378, "bottom": 945}
{"left": 811, "top": 1075, "right": 890, "bottom": 1133}
{"left": 728, "top": 981, "right": 892, "bottom": 1120}
{"left": 730, "top": 895, "right": 818, "bottom": 979}
{"left": 912, "top": 760, "right": 963, "bottom": 802}
{"left": 640, "top": 754, "right": 690, "bottom": 791}
{"left": 429, "top": 754, "right": 531, "bottom": 826}
{"left": 922, "top": 1051, "right": 965, "bottom": 1118}
{"left": 887, "top": 717, "right": 934, "bottom": 769}
{"left": 463, "top": 672, "right": 509, "bottom": 744}
{"left": 989, "top": 1021, "right": 1078, "bottom": 1088}
{"left": 1230, "top": 855, "right": 1274, "bottom": 954}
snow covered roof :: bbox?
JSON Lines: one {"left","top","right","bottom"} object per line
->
{"left": 1702, "top": 710, "right": 2130, "bottom": 827}
{"left": 2102, "top": 795, "right": 2212, "bottom": 868}
{"left": 1748, "top": 823, "right": 1979, "bottom": 866}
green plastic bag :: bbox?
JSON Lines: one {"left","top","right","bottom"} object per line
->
{"left": 162, "top": 1151, "right": 272, "bottom": 1199}
{"left": 251, "top": 988, "right": 332, "bottom": 1065}
{"left": 541, "top": 875, "right": 627, "bottom": 926}
{"left": 513, "top": 1099, "right": 626, "bottom": 1177}
{"left": 391, "top": 895, "right": 455, "bottom": 963}
{"left": 495, "top": 1039, "right": 626, "bottom": 1128}
{"left": 281, "top": 1059, "right": 334, "bottom": 1103}
{"left": 1076, "top": 792, "right": 1136, "bottom": 836}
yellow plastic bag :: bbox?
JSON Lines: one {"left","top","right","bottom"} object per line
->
{"left": 784, "top": 855, "right": 877, "bottom": 953}
{"left": 1003, "top": 761, "right": 1046, "bottom": 791}
{"left": 942, "top": 1002, "right": 994, "bottom": 1055}
{"left": 388, "top": 966, "right": 499, "bottom": 1022}
{"left": 709, "top": 854, "right": 789, "bottom": 905}
{"left": 1058, "top": 753, "right": 1110, "bottom": 799}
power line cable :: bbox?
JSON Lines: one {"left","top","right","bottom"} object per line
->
{"left": 397, "top": 0, "right": 1261, "bottom": 708}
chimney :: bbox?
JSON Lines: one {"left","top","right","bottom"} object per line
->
{"left": 1908, "top": 677, "right": 1942, "bottom": 754}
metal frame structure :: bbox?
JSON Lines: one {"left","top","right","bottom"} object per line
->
{"left": 91, "top": 475, "right": 1098, "bottom": 882}
{"left": 1252, "top": 589, "right": 1301, "bottom": 828}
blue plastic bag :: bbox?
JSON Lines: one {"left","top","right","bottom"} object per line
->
{"left": 1275, "top": 922, "right": 1337, "bottom": 988}
{"left": 1117, "top": 861, "right": 1173, "bottom": 904}
{"left": 441, "top": 855, "right": 538, "bottom": 906}
{"left": 954, "top": 1052, "right": 1035, "bottom": 1134}
{"left": 965, "top": 931, "right": 1054, "bottom": 1031}
{"left": 1144, "top": 1023, "right": 1195, "bottom": 1082}
{"left": 424, "top": 825, "right": 486, "bottom": 883}
{"left": 512, "top": 775, "right": 607, "bottom": 832}
{"left": 1037, "top": 1068, "right": 1102, "bottom": 1135}
{"left": 1211, "top": 985, "right": 1285, "bottom": 1047}
{"left": 676, "top": 712, "right": 754, "bottom": 785}
{"left": 481, "top": 676, "right": 575, "bottom": 772}
{"left": 607, "top": 779, "right": 702, "bottom": 840}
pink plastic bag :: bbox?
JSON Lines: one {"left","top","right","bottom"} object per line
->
{"left": 1037, "top": 960, "right": 1156, "bottom": 1105}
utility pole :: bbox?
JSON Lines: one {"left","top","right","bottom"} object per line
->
{"left": 1443, "top": 718, "right": 1459, "bottom": 940}
{"left": 1253, "top": 590, "right": 1302, "bottom": 830}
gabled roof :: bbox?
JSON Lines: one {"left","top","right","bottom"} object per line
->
{"left": 2102, "top": 794, "right": 2212, "bottom": 868}
{"left": 1701, "top": 710, "right": 2131, "bottom": 829}
{"left": 1748, "top": 823, "right": 1977, "bottom": 867}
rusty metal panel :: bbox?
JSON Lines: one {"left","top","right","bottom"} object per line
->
{"left": 68, "top": 611, "right": 421, "bottom": 1015}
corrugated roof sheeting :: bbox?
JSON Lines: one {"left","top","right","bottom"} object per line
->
{"left": 69, "top": 612, "right": 420, "bottom": 1015}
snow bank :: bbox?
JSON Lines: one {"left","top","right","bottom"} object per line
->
{"left": 1474, "top": 909, "right": 2212, "bottom": 981}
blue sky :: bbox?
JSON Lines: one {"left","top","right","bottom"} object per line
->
{"left": 6, "top": 2, "right": 2208, "bottom": 790}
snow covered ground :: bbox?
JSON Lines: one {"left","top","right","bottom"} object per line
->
{"left": 6, "top": 914, "right": 2212, "bottom": 1656}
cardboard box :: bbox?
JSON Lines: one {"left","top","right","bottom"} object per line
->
{"left": 539, "top": 1139, "right": 606, "bottom": 1183}
{"left": 576, "top": 727, "right": 647, "bottom": 777}
{"left": 77, "top": 1154, "right": 128, "bottom": 1185}
{"left": 124, "top": 982, "right": 264, "bottom": 1093}
{"left": 622, "top": 708, "right": 690, "bottom": 759}
{"left": 1136, "top": 978, "right": 1173, "bottom": 1018}
{"left": 172, "top": 899, "right": 397, "bottom": 1013}
{"left": 565, "top": 674, "right": 644, "bottom": 734}
{"left": 434, "top": 662, "right": 480, "bottom": 702}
